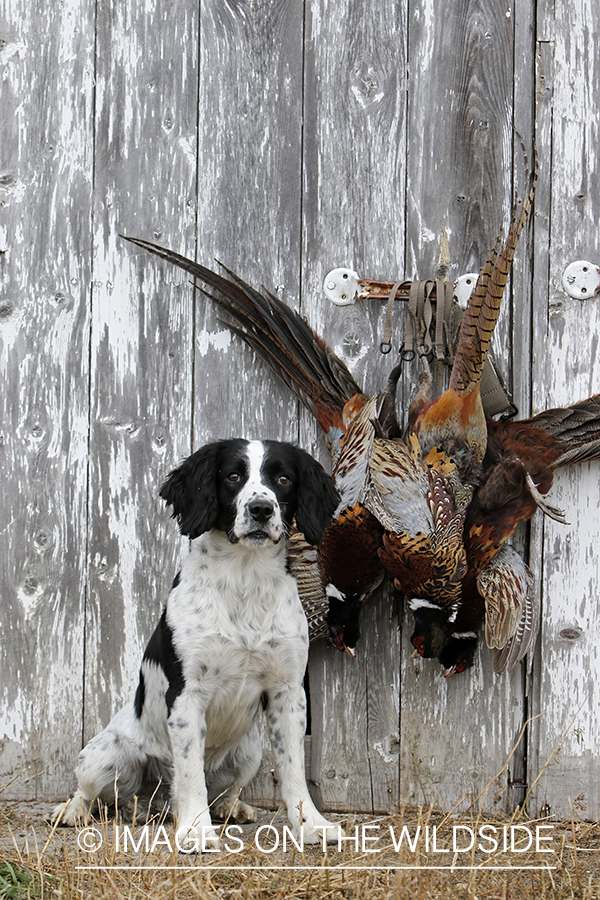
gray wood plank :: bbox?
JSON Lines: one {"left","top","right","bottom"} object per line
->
{"left": 0, "top": 0, "right": 95, "bottom": 799}
{"left": 83, "top": 0, "right": 199, "bottom": 747}
{"left": 529, "top": 0, "right": 600, "bottom": 819}
{"left": 193, "top": 0, "right": 305, "bottom": 446}
{"left": 190, "top": 0, "right": 306, "bottom": 806}
{"left": 362, "top": 582, "right": 402, "bottom": 813}
{"left": 302, "top": 0, "right": 408, "bottom": 813}
{"left": 302, "top": 0, "right": 408, "bottom": 398}
{"left": 405, "top": 1, "right": 514, "bottom": 280}
{"left": 308, "top": 641, "right": 371, "bottom": 812}
{"left": 400, "top": 633, "right": 526, "bottom": 814}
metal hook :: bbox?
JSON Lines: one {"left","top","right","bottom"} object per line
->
{"left": 499, "top": 401, "right": 519, "bottom": 421}
{"left": 400, "top": 343, "right": 415, "bottom": 363}
{"left": 416, "top": 343, "right": 435, "bottom": 364}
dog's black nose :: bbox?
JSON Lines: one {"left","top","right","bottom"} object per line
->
{"left": 248, "top": 498, "right": 274, "bottom": 522}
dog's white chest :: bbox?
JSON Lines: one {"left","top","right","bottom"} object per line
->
{"left": 166, "top": 533, "right": 308, "bottom": 754}
{"left": 168, "top": 531, "right": 308, "bottom": 674}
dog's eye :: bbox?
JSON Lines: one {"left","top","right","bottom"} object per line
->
{"left": 227, "top": 472, "right": 241, "bottom": 483}
{"left": 277, "top": 474, "right": 291, "bottom": 486}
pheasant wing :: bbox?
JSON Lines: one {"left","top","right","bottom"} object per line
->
{"left": 525, "top": 393, "right": 600, "bottom": 468}
{"left": 287, "top": 530, "right": 328, "bottom": 642}
{"left": 365, "top": 437, "right": 432, "bottom": 535}
{"left": 317, "top": 505, "right": 384, "bottom": 600}
{"left": 368, "top": 439, "right": 467, "bottom": 617}
{"left": 477, "top": 544, "right": 537, "bottom": 671}
{"left": 332, "top": 396, "right": 378, "bottom": 513}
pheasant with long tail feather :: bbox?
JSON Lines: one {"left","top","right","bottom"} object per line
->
{"left": 120, "top": 234, "right": 495, "bottom": 655}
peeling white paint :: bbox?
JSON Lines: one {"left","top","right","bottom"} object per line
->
{"left": 0, "top": 702, "right": 26, "bottom": 744}
{"left": 0, "top": 177, "right": 27, "bottom": 204}
{"left": 196, "top": 327, "right": 232, "bottom": 356}
{"left": 178, "top": 136, "right": 197, "bottom": 169}
{"left": 373, "top": 738, "right": 399, "bottom": 763}
{"left": 0, "top": 40, "right": 27, "bottom": 65}
{"left": 16, "top": 581, "right": 44, "bottom": 623}
{"left": 351, "top": 84, "right": 384, "bottom": 108}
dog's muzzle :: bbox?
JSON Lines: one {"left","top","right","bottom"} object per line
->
{"left": 234, "top": 495, "right": 283, "bottom": 544}
{"left": 248, "top": 498, "right": 275, "bottom": 523}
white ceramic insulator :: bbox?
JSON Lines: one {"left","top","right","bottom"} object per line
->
{"left": 453, "top": 273, "right": 480, "bottom": 310}
{"left": 562, "top": 260, "right": 600, "bottom": 300}
{"left": 323, "top": 267, "right": 360, "bottom": 306}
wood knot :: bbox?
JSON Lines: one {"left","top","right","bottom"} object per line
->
{"left": 559, "top": 626, "right": 583, "bottom": 641}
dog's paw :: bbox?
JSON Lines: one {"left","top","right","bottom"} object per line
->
{"left": 212, "top": 798, "right": 257, "bottom": 824}
{"left": 50, "top": 793, "right": 86, "bottom": 827}
{"left": 175, "top": 824, "right": 220, "bottom": 854}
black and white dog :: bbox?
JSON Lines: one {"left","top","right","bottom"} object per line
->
{"left": 53, "top": 439, "right": 341, "bottom": 850}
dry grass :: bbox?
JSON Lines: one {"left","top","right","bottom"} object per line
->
{"left": 2, "top": 711, "right": 599, "bottom": 900}
{"left": 2, "top": 790, "right": 600, "bottom": 900}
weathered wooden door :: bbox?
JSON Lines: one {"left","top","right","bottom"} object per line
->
{"left": 1, "top": 0, "right": 599, "bottom": 818}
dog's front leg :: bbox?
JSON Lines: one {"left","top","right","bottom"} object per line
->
{"left": 266, "top": 683, "right": 340, "bottom": 845}
{"left": 168, "top": 691, "right": 218, "bottom": 852}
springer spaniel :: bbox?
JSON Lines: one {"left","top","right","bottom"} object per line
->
{"left": 53, "top": 439, "right": 341, "bottom": 850}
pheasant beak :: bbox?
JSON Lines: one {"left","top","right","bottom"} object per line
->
{"left": 344, "top": 645, "right": 357, "bottom": 658}
{"left": 443, "top": 666, "right": 457, "bottom": 678}
{"left": 411, "top": 649, "right": 420, "bottom": 659}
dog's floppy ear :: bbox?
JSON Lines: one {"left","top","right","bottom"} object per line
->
{"left": 292, "top": 448, "right": 340, "bottom": 546}
{"left": 160, "top": 443, "right": 223, "bottom": 538}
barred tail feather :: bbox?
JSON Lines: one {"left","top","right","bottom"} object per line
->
{"left": 450, "top": 140, "right": 538, "bottom": 393}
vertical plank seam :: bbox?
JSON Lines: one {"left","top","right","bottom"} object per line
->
{"left": 527, "top": 18, "right": 555, "bottom": 816}
{"left": 299, "top": 0, "right": 316, "bottom": 784}
{"left": 394, "top": 581, "right": 402, "bottom": 808}
{"left": 513, "top": 0, "right": 536, "bottom": 812}
{"left": 509, "top": 0, "right": 517, "bottom": 400}
{"left": 364, "top": 665, "right": 375, "bottom": 813}
{"left": 398, "top": 0, "right": 412, "bottom": 798}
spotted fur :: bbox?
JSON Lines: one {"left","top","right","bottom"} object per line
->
{"left": 52, "top": 439, "right": 340, "bottom": 850}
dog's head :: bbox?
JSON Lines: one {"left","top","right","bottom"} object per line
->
{"left": 160, "top": 439, "right": 339, "bottom": 547}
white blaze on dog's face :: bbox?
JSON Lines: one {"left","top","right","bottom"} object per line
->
{"left": 218, "top": 440, "right": 298, "bottom": 546}
{"left": 234, "top": 441, "right": 282, "bottom": 544}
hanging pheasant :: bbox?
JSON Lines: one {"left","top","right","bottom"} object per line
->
{"left": 121, "top": 154, "right": 527, "bottom": 660}
{"left": 412, "top": 393, "right": 600, "bottom": 674}
{"left": 122, "top": 231, "right": 509, "bottom": 656}
{"left": 374, "top": 147, "right": 537, "bottom": 646}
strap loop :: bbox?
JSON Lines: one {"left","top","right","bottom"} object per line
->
{"left": 380, "top": 280, "right": 403, "bottom": 354}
